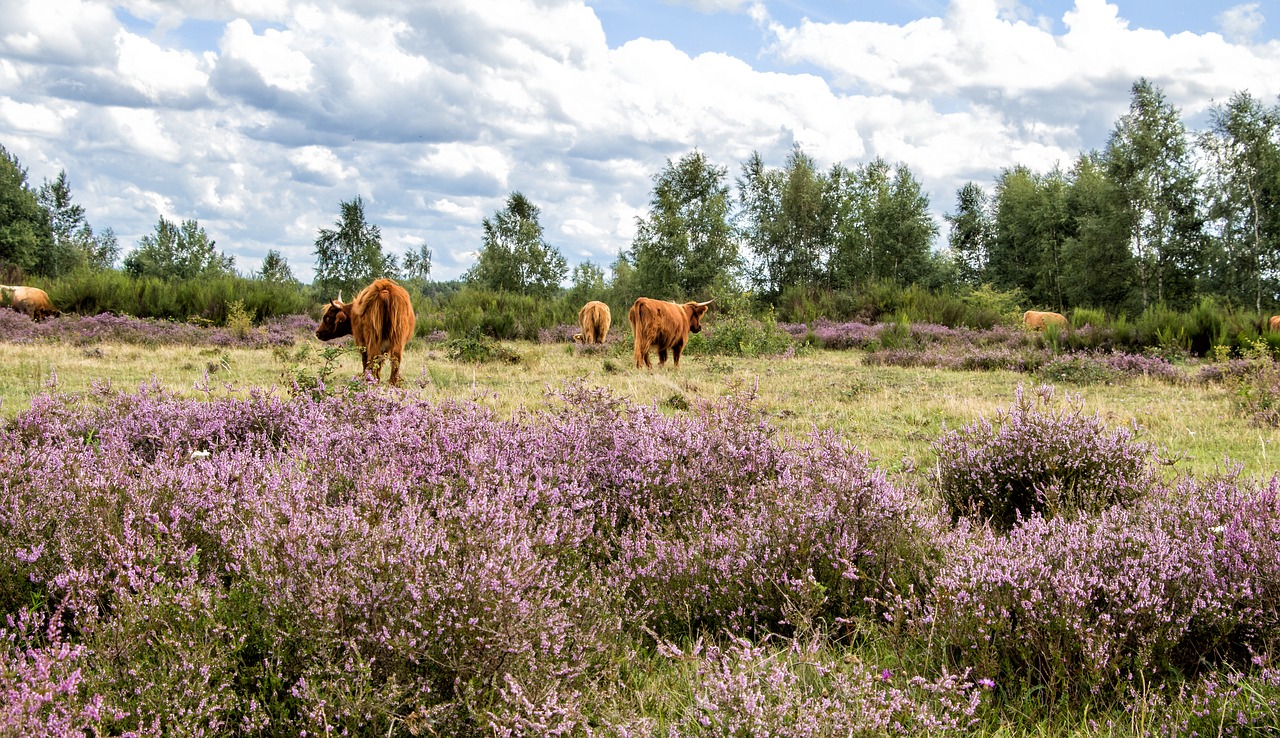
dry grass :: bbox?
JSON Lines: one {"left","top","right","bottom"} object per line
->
{"left": 1, "top": 337, "right": 1275, "bottom": 481}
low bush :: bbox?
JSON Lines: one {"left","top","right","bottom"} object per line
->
{"left": 932, "top": 385, "right": 1160, "bottom": 530}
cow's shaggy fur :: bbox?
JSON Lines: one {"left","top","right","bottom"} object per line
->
{"left": 315, "top": 278, "right": 417, "bottom": 385}
{"left": 1, "top": 285, "right": 60, "bottom": 321}
{"left": 574, "top": 301, "right": 611, "bottom": 345}
{"left": 1023, "top": 310, "right": 1068, "bottom": 331}
{"left": 628, "top": 297, "right": 712, "bottom": 370}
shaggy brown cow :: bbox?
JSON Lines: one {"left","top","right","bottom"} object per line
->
{"left": 628, "top": 297, "right": 713, "bottom": 370}
{"left": 0, "top": 285, "right": 60, "bottom": 321}
{"left": 573, "top": 301, "right": 611, "bottom": 345}
{"left": 1270, "top": 315, "right": 1280, "bottom": 333}
{"left": 1023, "top": 310, "right": 1068, "bottom": 330}
{"left": 315, "top": 278, "right": 416, "bottom": 385}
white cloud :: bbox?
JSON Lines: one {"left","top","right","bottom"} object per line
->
{"left": 1218, "top": 3, "right": 1264, "bottom": 44}
{"left": 116, "top": 31, "right": 211, "bottom": 100}
{"left": 0, "top": 97, "right": 71, "bottom": 135}
{"left": 4, "top": 0, "right": 1279, "bottom": 284}
{"left": 0, "top": 0, "right": 118, "bottom": 64}
{"left": 288, "top": 145, "right": 353, "bottom": 186}
{"left": 219, "top": 18, "right": 314, "bottom": 93}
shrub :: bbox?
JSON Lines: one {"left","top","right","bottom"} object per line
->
{"left": 1222, "top": 337, "right": 1280, "bottom": 427}
{"left": 932, "top": 385, "right": 1159, "bottom": 530}
{"left": 916, "top": 474, "right": 1280, "bottom": 702}
{"left": 444, "top": 329, "right": 522, "bottom": 364}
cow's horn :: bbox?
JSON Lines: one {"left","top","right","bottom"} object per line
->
{"left": 697, "top": 299, "right": 714, "bottom": 307}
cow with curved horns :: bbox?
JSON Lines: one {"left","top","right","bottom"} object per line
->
{"left": 1269, "top": 315, "right": 1280, "bottom": 333}
{"left": 1023, "top": 310, "right": 1068, "bottom": 330}
{"left": 628, "top": 297, "right": 713, "bottom": 370}
{"left": 1, "top": 285, "right": 60, "bottom": 321}
{"left": 573, "top": 300, "right": 611, "bottom": 345}
{"left": 315, "top": 278, "right": 416, "bottom": 385}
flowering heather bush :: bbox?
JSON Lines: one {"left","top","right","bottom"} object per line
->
{"left": 1207, "top": 339, "right": 1280, "bottom": 428}
{"left": 932, "top": 385, "right": 1159, "bottom": 530}
{"left": 865, "top": 345, "right": 1052, "bottom": 374}
{"left": 1039, "top": 351, "right": 1187, "bottom": 385}
{"left": 0, "top": 310, "right": 313, "bottom": 348}
{"left": 915, "top": 474, "right": 1280, "bottom": 702}
{"left": 0, "top": 377, "right": 947, "bottom": 734}
{"left": 631, "top": 635, "right": 981, "bottom": 736}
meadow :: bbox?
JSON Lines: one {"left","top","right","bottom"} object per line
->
{"left": 2, "top": 312, "right": 1280, "bottom": 736}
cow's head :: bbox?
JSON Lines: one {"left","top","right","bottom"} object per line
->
{"left": 686, "top": 299, "right": 713, "bottom": 333}
{"left": 315, "top": 295, "right": 353, "bottom": 341}
{"left": 572, "top": 332, "right": 584, "bottom": 344}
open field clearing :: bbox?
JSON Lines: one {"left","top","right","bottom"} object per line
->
{"left": 0, "top": 335, "right": 1275, "bottom": 480}
{"left": 3, "top": 323, "right": 1280, "bottom": 736}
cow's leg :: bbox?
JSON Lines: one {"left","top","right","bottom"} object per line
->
{"left": 634, "top": 340, "right": 646, "bottom": 369}
{"left": 657, "top": 347, "right": 668, "bottom": 367}
{"left": 389, "top": 347, "right": 403, "bottom": 386}
{"left": 672, "top": 339, "right": 684, "bottom": 369}
{"left": 359, "top": 345, "right": 374, "bottom": 381}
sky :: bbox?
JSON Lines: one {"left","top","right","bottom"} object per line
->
{"left": 1, "top": 0, "right": 1278, "bottom": 285}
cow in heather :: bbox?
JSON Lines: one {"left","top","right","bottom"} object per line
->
{"left": 1023, "top": 310, "right": 1068, "bottom": 330}
{"left": 573, "top": 300, "right": 611, "bottom": 345}
{"left": 315, "top": 278, "right": 416, "bottom": 386}
{"left": 628, "top": 297, "right": 713, "bottom": 370}
{"left": 1270, "top": 315, "right": 1280, "bottom": 333}
{"left": 0, "top": 285, "right": 60, "bottom": 321}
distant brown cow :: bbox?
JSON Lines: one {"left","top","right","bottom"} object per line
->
{"left": 315, "top": 278, "right": 416, "bottom": 385}
{"left": 1269, "top": 315, "right": 1280, "bottom": 333}
{"left": 1023, "top": 310, "right": 1068, "bottom": 330}
{"left": 628, "top": 297, "right": 713, "bottom": 370}
{"left": 0, "top": 285, "right": 60, "bottom": 321}
{"left": 573, "top": 301, "right": 611, "bottom": 345}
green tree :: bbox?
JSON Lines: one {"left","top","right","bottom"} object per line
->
{"left": 945, "top": 182, "right": 992, "bottom": 286}
{"left": 1200, "top": 91, "right": 1280, "bottom": 312}
{"left": 466, "top": 192, "right": 567, "bottom": 297}
{"left": 0, "top": 144, "right": 53, "bottom": 277}
{"left": 1061, "top": 152, "right": 1136, "bottom": 310}
{"left": 1104, "top": 78, "right": 1205, "bottom": 309}
{"left": 123, "top": 217, "right": 234, "bottom": 281}
{"left": 566, "top": 260, "right": 607, "bottom": 307}
{"left": 738, "top": 146, "right": 827, "bottom": 296}
{"left": 629, "top": 150, "right": 737, "bottom": 299}
{"left": 257, "top": 249, "right": 297, "bottom": 284}
{"left": 401, "top": 243, "right": 433, "bottom": 283}
{"left": 313, "top": 195, "right": 391, "bottom": 297}
{"left": 37, "top": 170, "right": 119, "bottom": 274}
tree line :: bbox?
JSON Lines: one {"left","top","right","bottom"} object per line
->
{"left": 2, "top": 77, "right": 1278, "bottom": 320}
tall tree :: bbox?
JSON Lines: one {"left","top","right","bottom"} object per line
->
{"left": 1200, "top": 92, "right": 1280, "bottom": 312}
{"left": 313, "top": 195, "right": 391, "bottom": 297}
{"left": 1104, "top": 78, "right": 1205, "bottom": 308}
{"left": 1061, "top": 152, "right": 1136, "bottom": 310}
{"left": 566, "top": 260, "right": 607, "bottom": 307}
{"left": 629, "top": 150, "right": 737, "bottom": 299}
{"left": 0, "top": 145, "right": 53, "bottom": 277}
{"left": 945, "top": 182, "right": 993, "bottom": 286}
{"left": 257, "top": 249, "right": 297, "bottom": 284}
{"left": 401, "top": 243, "right": 433, "bottom": 283}
{"left": 123, "top": 217, "right": 234, "bottom": 281}
{"left": 988, "top": 165, "right": 1072, "bottom": 308}
{"left": 466, "top": 192, "right": 567, "bottom": 297}
{"left": 37, "top": 170, "right": 118, "bottom": 274}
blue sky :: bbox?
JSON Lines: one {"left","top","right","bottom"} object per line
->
{"left": 1, "top": 0, "right": 1277, "bottom": 284}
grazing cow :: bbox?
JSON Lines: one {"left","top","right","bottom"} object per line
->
{"left": 0, "top": 285, "right": 60, "bottom": 321}
{"left": 1270, "top": 315, "right": 1280, "bottom": 333}
{"left": 315, "top": 278, "right": 416, "bottom": 385}
{"left": 1023, "top": 310, "right": 1068, "bottom": 330}
{"left": 628, "top": 297, "right": 713, "bottom": 370}
{"left": 574, "top": 300, "right": 611, "bottom": 345}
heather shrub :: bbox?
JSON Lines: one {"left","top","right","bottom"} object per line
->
{"left": 1039, "top": 351, "right": 1185, "bottom": 385}
{"left": 1221, "top": 337, "right": 1280, "bottom": 427}
{"left": 636, "top": 635, "right": 982, "bottom": 736}
{"left": 932, "top": 385, "right": 1159, "bottom": 530}
{"left": 916, "top": 474, "right": 1280, "bottom": 702}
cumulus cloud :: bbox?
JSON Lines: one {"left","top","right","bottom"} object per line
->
{"left": 1218, "top": 3, "right": 1265, "bottom": 44}
{"left": 2, "top": 0, "right": 1278, "bottom": 283}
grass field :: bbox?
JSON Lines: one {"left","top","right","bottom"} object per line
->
{"left": 4, "top": 330, "right": 1280, "bottom": 736}
{"left": 1, "top": 336, "right": 1274, "bottom": 481}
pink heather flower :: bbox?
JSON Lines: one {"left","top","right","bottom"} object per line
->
{"left": 881, "top": 669, "right": 893, "bottom": 682}
{"left": 978, "top": 678, "right": 995, "bottom": 689}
